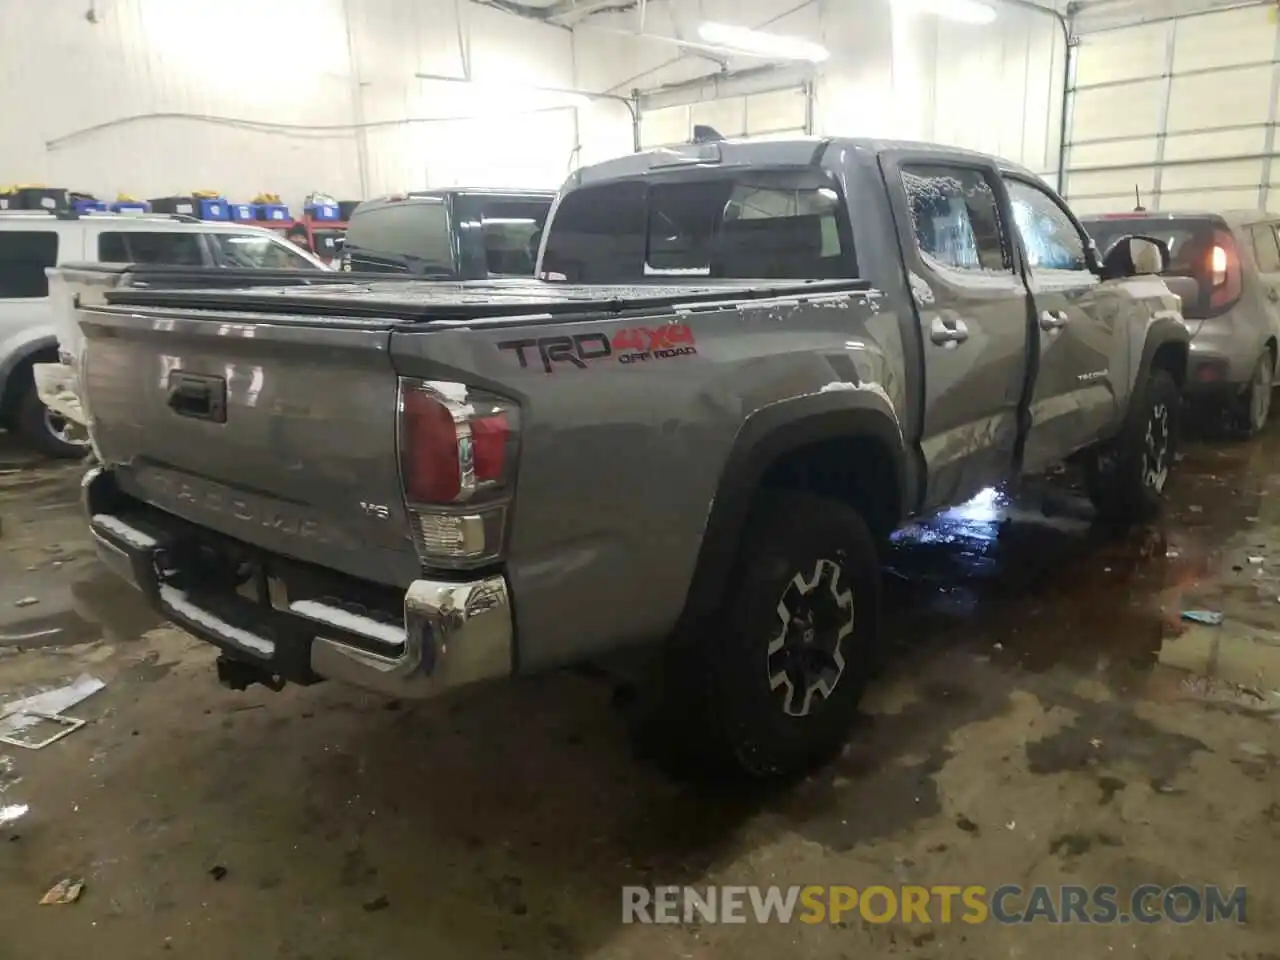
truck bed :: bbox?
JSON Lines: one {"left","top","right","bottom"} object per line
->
{"left": 104, "top": 275, "right": 870, "bottom": 323}
{"left": 69, "top": 264, "right": 877, "bottom": 590}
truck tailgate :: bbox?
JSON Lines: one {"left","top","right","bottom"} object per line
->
{"left": 79, "top": 305, "right": 419, "bottom": 587}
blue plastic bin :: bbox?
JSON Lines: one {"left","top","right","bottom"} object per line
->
{"left": 197, "top": 198, "right": 229, "bottom": 221}
{"left": 257, "top": 203, "right": 291, "bottom": 221}
{"left": 305, "top": 203, "right": 340, "bottom": 221}
{"left": 228, "top": 203, "right": 256, "bottom": 221}
{"left": 72, "top": 199, "right": 108, "bottom": 214}
{"left": 109, "top": 201, "right": 151, "bottom": 213}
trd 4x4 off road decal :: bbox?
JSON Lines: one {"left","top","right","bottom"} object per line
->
{"left": 497, "top": 324, "right": 697, "bottom": 373}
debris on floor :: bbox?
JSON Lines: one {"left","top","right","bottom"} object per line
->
{"left": 0, "top": 675, "right": 104, "bottom": 742}
{"left": 13, "top": 598, "right": 39, "bottom": 608}
{"left": 1181, "top": 610, "right": 1224, "bottom": 626}
{"left": 0, "top": 803, "right": 28, "bottom": 826}
{"left": 39, "top": 878, "right": 84, "bottom": 906}
{"left": 1, "top": 713, "right": 87, "bottom": 751}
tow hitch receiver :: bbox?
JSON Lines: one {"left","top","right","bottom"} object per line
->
{"left": 216, "top": 656, "right": 286, "bottom": 693}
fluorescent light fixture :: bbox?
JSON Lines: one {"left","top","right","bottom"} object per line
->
{"left": 895, "top": 0, "right": 998, "bottom": 25}
{"left": 697, "top": 22, "right": 830, "bottom": 62}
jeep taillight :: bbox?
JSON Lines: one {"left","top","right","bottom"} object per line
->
{"left": 1208, "top": 229, "right": 1242, "bottom": 312}
{"left": 397, "top": 379, "right": 519, "bottom": 569}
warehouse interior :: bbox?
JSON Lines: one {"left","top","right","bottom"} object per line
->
{"left": 3, "top": 0, "right": 1280, "bottom": 957}
{"left": 5, "top": 1, "right": 1277, "bottom": 213}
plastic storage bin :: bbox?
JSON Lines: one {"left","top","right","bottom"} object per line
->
{"left": 0, "top": 187, "right": 68, "bottom": 211}
{"left": 256, "top": 204, "right": 291, "bottom": 221}
{"left": 197, "top": 198, "right": 229, "bottom": 220}
{"left": 305, "top": 203, "right": 340, "bottom": 221}
{"left": 71, "top": 199, "right": 108, "bottom": 214}
{"left": 149, "top": 196, "right": 199, "bottom": 217}
{"left": 228, "top": 203, "right": 256, "bottom": 221}
{"left": 109, "top": 201, "right": 151, "bottom": 213}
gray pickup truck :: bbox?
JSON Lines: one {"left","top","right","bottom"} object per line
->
{"left": 65, "top": 137, "right": 1189, "bottom": 777}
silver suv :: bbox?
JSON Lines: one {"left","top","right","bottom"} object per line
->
{"left": 1083, "top": 210, "right": 1280, "bottom": 435}
{"left": 0, "top": 210, "right": 327, "bottom": 457}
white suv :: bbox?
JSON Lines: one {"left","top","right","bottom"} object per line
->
{"left": 0, "top": 211, "right": 327, "bottom": 457}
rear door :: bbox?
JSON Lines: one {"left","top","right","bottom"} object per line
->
{"left": 1247, "top": 221, "right": 1280, "bottom": 334}
{"left": 1003, "top": 176, "right": 1122, "bottom": 470}
{"left": 881, "top": 155, "right": 1032, "bottom": 511}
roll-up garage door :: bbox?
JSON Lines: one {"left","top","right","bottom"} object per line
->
{"left": 1064, "top": 4, "right": 1280, "bottom": 215}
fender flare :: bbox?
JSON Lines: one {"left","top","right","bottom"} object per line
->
{"left": 1136, "top": 318, "right": 1191, "bottom": 388}
{"left": 0, "top": 335, "right": 58, "bottom": 417}
{"left": 678, "top": 392, "right": 908, "bottom": 624}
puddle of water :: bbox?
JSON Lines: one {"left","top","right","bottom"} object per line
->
{"left": 0, "top": 559, "right": 161, "bottom": 649}
{"left": 883, "top": 438, "right": 1280, "bottom": 708}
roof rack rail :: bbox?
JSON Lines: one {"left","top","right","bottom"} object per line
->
{"left": 0, "top": 209, "right": 211, "bottom": 223}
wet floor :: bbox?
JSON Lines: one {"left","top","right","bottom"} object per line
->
{"left": 0, "top": 429, "right": 1277, "bottom": 959}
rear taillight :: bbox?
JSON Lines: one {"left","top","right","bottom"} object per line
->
{"left": 1210, "top": 244, "right": 1228, "bottom": 286}
{"left": 1207, "top": 229, "right": 1242, "bottom": 312}
{"left": 398, "top": 379, "right": 519, "bottom": 569}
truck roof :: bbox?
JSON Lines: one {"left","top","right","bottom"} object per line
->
{"left": 570, "top": 136, "right": 1046, "bottom": 187}
{"left": 362, "top": 188, "right": 557, "bottom": 206}
{"left": 1080, "top": 209, "right": 1271, "bottom": 229}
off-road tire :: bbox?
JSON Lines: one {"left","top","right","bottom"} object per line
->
{"left": 16, "top": 380, "right": 86, "bottom": 459}
{"left": 1086, "top": 368, "right": 1180, "bottom": 524}
{"left": 675, "top": 493, "right": 883, "bottom": 779}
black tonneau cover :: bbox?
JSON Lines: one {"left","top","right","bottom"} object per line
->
{"left": 91, "top": 266, "right": 871, "bottom": 324}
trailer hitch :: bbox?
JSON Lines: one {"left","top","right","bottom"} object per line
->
{"left": 215, "top": 656, "right": 285, "bottom": 693}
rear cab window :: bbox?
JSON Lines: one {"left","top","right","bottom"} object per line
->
{"left": 0, "top": 230, "right": 60, "bottom": 299}
{"left": 539, "top": 170, "right": 854, "bottom": 282}
{"left": 344, "top": 198, "right": 455, "bottom": 276}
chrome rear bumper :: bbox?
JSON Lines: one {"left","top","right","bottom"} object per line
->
{"left": 83, "top": 466, "right": 513, "bottom": 699}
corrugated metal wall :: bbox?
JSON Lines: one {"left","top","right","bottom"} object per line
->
{"left": 0, "top": 0, "right": 584, "bottom": 207}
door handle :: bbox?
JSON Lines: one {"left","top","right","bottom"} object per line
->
{"left": 1040, "top": 309, "right": 1070, "bottom": 331}
{"left": 930, "top": 316, "right": 970, "bottom": 346}
{"left": 166, "top": 371, "right": 227, "bottom": 423}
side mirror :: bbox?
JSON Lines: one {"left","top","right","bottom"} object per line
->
{"left": 1100, "top": 235, "right": 1171, "bottom": 280}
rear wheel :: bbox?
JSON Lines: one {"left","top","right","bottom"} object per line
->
{"left": 1086, "top": 368, "right": 1180, "bottom": 525}
{"left": 1235, "top": 349, "right": 1274, "bottom": 436}
{"left": 16, "top": 381, "right": 88, "bottom": 459}
{"left": 683, "top": 493, "right": 882, "bottom": 778}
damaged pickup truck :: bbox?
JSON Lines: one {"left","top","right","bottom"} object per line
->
{"left": 65, "top": 137, "right": 1189, "bottom": 777}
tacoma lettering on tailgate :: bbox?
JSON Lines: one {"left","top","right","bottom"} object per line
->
{"left": 136, "top": 468, "right": 347, "bottom": 546}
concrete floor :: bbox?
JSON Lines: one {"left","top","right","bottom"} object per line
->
{"left": 0, "top": 430, "right": 1277, "bottom": 959}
